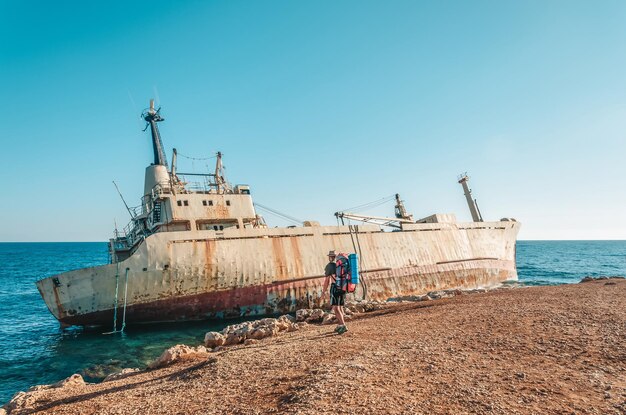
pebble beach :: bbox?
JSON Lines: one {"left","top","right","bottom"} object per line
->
{"left": 4, "top": 278, "right": 625, "bottom": 415}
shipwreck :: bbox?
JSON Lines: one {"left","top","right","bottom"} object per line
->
{"left": 37, "top": 100, "right": 520, "bottom": 327}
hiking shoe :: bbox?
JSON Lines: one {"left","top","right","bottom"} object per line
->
{"left": 333, "top": 325, "right": 342, "bottom": 333}
{"left": 337, "top": 325, "right": 348, "bottom": 335}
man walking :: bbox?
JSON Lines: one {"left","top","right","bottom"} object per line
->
{"left": 322, "top": 250, "right": 348, "bottom": 334}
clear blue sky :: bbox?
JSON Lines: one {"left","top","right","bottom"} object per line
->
{"left": 2, "top": 0, "right": 626, "bottom": 241}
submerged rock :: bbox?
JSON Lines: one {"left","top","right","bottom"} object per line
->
{"left": 81, "top": 359, "right": 125, "bottom": 380}
{"left": 580, "top": 276, "right": 625, "bottom": 283}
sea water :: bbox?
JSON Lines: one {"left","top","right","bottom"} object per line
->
{"left": 0, "top": 240, "right": 625, "bottom": 402}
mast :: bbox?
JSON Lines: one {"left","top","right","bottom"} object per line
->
{"left": 171, "top": 148, "right": 177, "bottom": 177}
{"left": 143, "top": 99, "right": 168, "bottom": 167}
{"left": 394, "top": 193, "right": 413, "bottom": 221}
{"left": 457, "top": 173, "right": 483, "bottom": 222}
{"left": 214, "top": 151, "right": 231, "bottom": 193}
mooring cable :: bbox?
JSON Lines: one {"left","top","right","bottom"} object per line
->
{"left": 121, "top": 268, "right": 130, "bottom": 332}
{"left": 113, "top": 262, "right": 120, "bottom": 332}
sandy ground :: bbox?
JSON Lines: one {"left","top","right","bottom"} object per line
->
{"left": 8, "top": 279, "right": 626, "bottom": 415}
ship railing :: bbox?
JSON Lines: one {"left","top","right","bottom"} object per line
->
{"left": 129, "top": 205, "right": 142, "bottom": 218}
{"left": 141, "top": 182, "right": 174, "bottom": 208}
{"left": 119, "top": 220, "right": 145, "bottom": 246}
{"left": 121, "top": 222, "right": 136, "bottom": 244}
{"left": 177, "top": 178, "right": 219, "bottom": 193}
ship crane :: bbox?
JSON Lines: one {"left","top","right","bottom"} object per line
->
{"left": 335, "top": 194, "right": 415, "bottom": 229}
{"left": 457, "top": 173, "right": 484, "bottom": 222}
{"left": 335, "top": 211, "right": 414, "bottom": 229}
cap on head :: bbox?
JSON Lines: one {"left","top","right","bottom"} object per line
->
{"left": 328, "top": 250, "right": 336, "bottom": 257}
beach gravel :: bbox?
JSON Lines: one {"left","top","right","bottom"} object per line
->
{"left": 5, "top": 279, "right": 626, "bottom": 414}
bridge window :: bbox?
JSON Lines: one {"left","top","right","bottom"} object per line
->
{"left": 177, "top": 200, "right": 182, "bottom": 206}
{"left": 164, "top": 220, "right": 191, "bottom": 232}
{"left": 196, "top": 220, "right": 237, "bottom": 231}
{"left": 226, "top": 200, "right": 231, "bottom": 206}
{"left": 183, "top": 200, "right": 189, "bottom": 206}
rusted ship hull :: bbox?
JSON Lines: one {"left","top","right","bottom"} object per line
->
{"left": 37, "top": 221, "right": 520, "bottom": 327}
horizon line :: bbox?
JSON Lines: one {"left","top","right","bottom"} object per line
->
{"left": 2, "top": 239, "right": 626, "bottom": 243}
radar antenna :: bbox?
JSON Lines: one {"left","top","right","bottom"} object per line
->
{"left": 142, "top": 99, "right": 168, "bottom": 167}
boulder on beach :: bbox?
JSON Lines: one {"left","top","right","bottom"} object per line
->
{"left": 247, "top": 327, "right": 270, "bottom": 340}
{"left": 296, "top": 309, "right": 311, "bottom": 322}
{"left": 204, "top": 331, "right": 226, "bottom": 348}
{"left": 306, "top": 309, "right": 325, "bottom": 322}
{"left": 322, "top": 313, "right": 336, "bottom": 325}
{"left": 149, "top": 345, "right": 209, "bottom": 369}
{"left": 203, "top": 314, "right": 303, "bottom": 349}
{"left": 52, "top": 374, "right": 85, "bottom": 389}
{"left": 5, "top": 374, "right": 87, "bottom": 413}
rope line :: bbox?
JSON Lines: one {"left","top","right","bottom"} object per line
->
{"left": 254, "top": 202, "right": 304, "bottom": 225}
{"left": 112, "top": 262, "right": 120, "bottom": 332}
{"left": 176, "top": 152, "right": 217, "bottom": 161}
{"left": 121, "top": 268, "right": 130, "bottom": 332}
{"left": 340, "top": 194, "right": 396, "bottom": 214}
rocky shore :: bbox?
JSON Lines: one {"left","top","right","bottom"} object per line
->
{"left": 3, "top": 278, "right": 626, "bottom": 414}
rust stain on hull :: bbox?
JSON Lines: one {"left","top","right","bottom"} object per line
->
{"left": 39, "top": 221, "right": 521, "bottom": 327}
{"left": 58, "top": 259, "right": 515, "bottom": 326}
{"left": 272, "top": 237, "right": 287, "bottom": 279}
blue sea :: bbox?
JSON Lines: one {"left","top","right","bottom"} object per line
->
{"left": 0, "top": 241, "right": 625, "bottom": 403}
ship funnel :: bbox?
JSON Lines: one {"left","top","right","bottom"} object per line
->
{"left": 457, "top": 173, "right": 483, "bottom": 222}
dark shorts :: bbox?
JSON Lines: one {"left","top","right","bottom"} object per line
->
{"left": 330, "top": 284, "right": 345, "bottom": 306}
